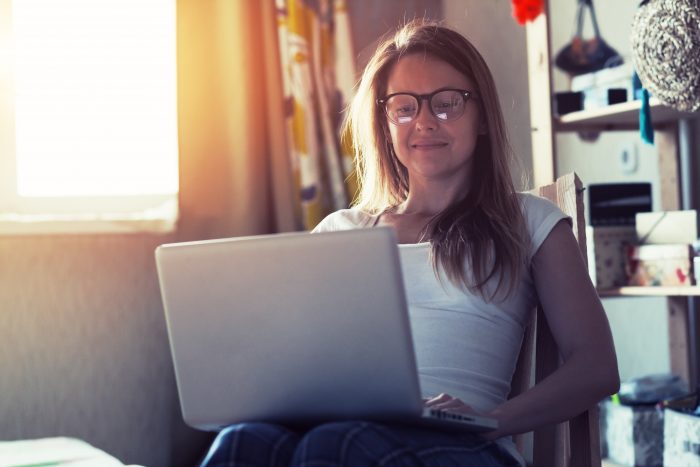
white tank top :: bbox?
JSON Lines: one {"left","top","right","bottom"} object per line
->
{"left": 313, "top": 193, "right": 569, "bottom": 465}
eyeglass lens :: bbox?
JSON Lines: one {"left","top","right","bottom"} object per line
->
{"left": 385, "top": 90, "right": 466, "bottom": 124}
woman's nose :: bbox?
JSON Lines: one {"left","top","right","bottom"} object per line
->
{"left": 414, "top": 101, "right": 437, "bottom": 130}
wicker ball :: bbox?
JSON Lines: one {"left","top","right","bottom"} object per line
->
{"left": 631, "top": 0, "right": 700, "bottom": 112}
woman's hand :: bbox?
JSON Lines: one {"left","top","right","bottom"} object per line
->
{"left": 425, "top": 393, "right": 501, "bottom": 440}
{"left": 424, "top": 393, "right": 479, "bottom": 415}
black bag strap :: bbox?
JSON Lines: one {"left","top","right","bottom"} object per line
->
{"left": 575, "top": 0, "right": 601, "bottom": 39}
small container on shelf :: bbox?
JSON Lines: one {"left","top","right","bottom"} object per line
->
{"left": 554, "top": 91, "right": 584, "bottom": 116}
{"left": 587, "top": 226, "right": 638, "bottom": 289}
{"left": 600, "top": 399, "right": 664, "bottom": 466}
{"left": 664, "top": 408, "right": 700, "bottom": 466}
{"left": 625, "top": 244, "right": 695, "bottom": 287}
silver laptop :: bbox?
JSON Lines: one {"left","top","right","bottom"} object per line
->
{"left": 155, "top": 227, "right": 497, "bottom": 433}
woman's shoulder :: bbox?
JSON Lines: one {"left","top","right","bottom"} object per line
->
{"left": 516, "top": 191, "right": 567, "bottom": 220}
{"left": 311, "top": 208, "right": 375, "bottom": 233}
{"left": 516, "top": 191, "right": 571, "bottom": 255}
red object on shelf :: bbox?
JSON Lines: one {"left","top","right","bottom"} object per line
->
{"left": 512, "top": 0, "right": 544, "bottom": 25}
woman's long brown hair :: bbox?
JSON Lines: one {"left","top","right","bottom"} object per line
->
{"left": 345, "top": 19, "right": 528, "bottom": 301}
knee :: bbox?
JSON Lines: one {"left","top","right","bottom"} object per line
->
{"left": 201, "top": 423, "right": 299, "bottom": 467}
{"left": 303, "top": 420, "right": 371, "bottom": 444}
{"left": 305, "top": 420, "right": 369, "bottom": 437}
{"left": 293, "top": 421, "right": 377, "bottom": 465}
{"left": 213, "top": 422, "right": 278, "bottom": 447}
{"left": 218, "top": 421, "right": 275, "bottom": 436}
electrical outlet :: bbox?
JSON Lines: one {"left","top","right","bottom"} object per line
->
{"left": 618, "top": 142, "right": 638, "bottom": 174}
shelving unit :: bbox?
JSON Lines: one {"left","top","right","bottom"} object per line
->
{"left": 526, "top": 2, "right": 700, "bottom": 465}
{"left": 553, "top": 101, "right": 697, "bottom": 388}
{"left": 556, "top": 98, "right": 699, "bottom": 132}
{"left": 528, "top": 1, "right": 700, "bottom": 383}
{"left": 526, "top": 4, "right": 700, "bottom": 466}
{"left": 598, "top": 287, "right": 700, "bottom": 298}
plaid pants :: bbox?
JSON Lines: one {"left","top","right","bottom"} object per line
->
{"left": 200, "top": 421, "right": 520, "bottom": 467}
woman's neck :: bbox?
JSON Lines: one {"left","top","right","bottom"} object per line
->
{"left": 398, "top": 180, "right": 470, "bottom": 216}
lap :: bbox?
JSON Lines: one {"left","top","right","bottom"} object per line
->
{"left": 296, "top": 420, "right": 517, "bottom": 466}
{"left": 201, "top": 421, "right": 519, "bottom": 467}
{"left": 200, "top": 423, "right": 301, "bottom": 467}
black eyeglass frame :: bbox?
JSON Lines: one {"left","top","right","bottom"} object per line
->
{"left": 377, "top": 88, "right": 476, "bottom": 125}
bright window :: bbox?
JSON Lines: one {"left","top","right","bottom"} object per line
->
{"left": 0, "top": 0, "right": 178, "bottom": 234}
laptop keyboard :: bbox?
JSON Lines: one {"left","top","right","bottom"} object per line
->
{"left": 426, "top": 408, "right": 475, "bottom": 422}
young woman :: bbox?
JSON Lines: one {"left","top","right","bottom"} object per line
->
{"left": 201, "top": 19, "right": 619, "bottom": 467}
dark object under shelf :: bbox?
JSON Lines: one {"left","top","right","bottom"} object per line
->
{"left": 554, "top": 91, "right": 584, "bottom": 115}
{"left": 607, "top": 88, "right": 627, "bottom": 105}
{"left": 589, "top": 182, "right": 652, "bottom": 226}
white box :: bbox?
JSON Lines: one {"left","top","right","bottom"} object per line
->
{"left": 664, "top": 409, "right": 700, "bottom": 467}
{"left": 571, "top": 63, "right": 635, "bottom": 111}
{"left": 600, "top": 400, "right": 664, "bottom": 466}
{"left": 571, "top": 63, "right": 634, "bottom": 92}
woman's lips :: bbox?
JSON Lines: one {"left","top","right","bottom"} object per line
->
{"left": 411, "top": 141, "right": 448, "bottom": 149}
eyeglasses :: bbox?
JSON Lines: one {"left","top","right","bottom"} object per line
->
{"left": 377, "top": 89, "right": 475, "bottom": 125}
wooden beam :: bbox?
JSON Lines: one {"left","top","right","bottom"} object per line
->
{"left": 526, "top": 13, "right": 555, "bottom": 187}
{"left": 656, "top": 126, "right": 680, "bottom": 211}
{"left": 668, "top": 296, "right": 692, "bottom": 387}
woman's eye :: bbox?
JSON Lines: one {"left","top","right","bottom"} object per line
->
{"left": 435, "top": 99, "right": 459, "bottom": 109}
{"left": 396, "top": 105, "right": 416, "bottom": 115}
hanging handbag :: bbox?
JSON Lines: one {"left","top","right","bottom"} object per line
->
{"left": 631, "top": 0, "right": 700, "bottom": 112}
{"left": 554, "top": 0, "right": 623, "bottom": 76}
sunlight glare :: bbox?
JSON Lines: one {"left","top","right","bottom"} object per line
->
{"left": 13, "top": 0, "right": 178, "bottom": 197}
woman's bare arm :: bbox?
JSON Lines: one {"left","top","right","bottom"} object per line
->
{"left": 483, "top": 219, "right": 620, "bottom": 438}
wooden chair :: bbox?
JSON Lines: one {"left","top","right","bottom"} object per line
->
{"left": 509, "top": 172, "right": 601, "bottom": 467}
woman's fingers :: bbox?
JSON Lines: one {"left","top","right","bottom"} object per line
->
{"left": 432, "top": 398, "right": 465, "bottom": 410}
{"left": 424, "top": 393, "right": 478, "bottom": 414}
{"left": 424, "top": 393, "right": 453, "bottom": 407}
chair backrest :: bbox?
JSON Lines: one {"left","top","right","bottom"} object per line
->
{"left": 510, "top": 172, "right": 601, "bottom": 467}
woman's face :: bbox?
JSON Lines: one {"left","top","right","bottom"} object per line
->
{"left": 383, "top": 53, "right": 484, "bottom": 187}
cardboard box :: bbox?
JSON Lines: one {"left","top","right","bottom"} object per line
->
{"left": 587, "top": 226, "right": 638, "bottom": 289}
{"left": 664, "top": 409, "right": 700, "bottom": 467}
{"left": 626, "top": 244, "right": 694, "bottom": 287}
{"left": 636, "top": 210, "right": 697, "bottom": 245}
{"left": 600, "top": 400, "right": 664, "bottom": 466}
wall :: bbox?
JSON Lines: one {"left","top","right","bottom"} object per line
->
{"left": 348, "top": 0, "right": 442, "bottom": 70}
{"left": 443, "top": 0, "right": 533, "bottom": 189}
{"left": 0, "top": 233, "right": 180, "bottom": 466}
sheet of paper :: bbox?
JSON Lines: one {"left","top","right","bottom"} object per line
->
{"left": 0, "top": 437, "right": 134, "bottom": 467}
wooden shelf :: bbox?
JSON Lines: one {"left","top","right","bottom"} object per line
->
{"left": 554, "top": 98, "right": 699, "bottom": 132}
{"left": 602, "top": 459, "right": 624, "bottom": 467}
{"left": 598, "top": 286, "right": 700, "bottom": 298}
